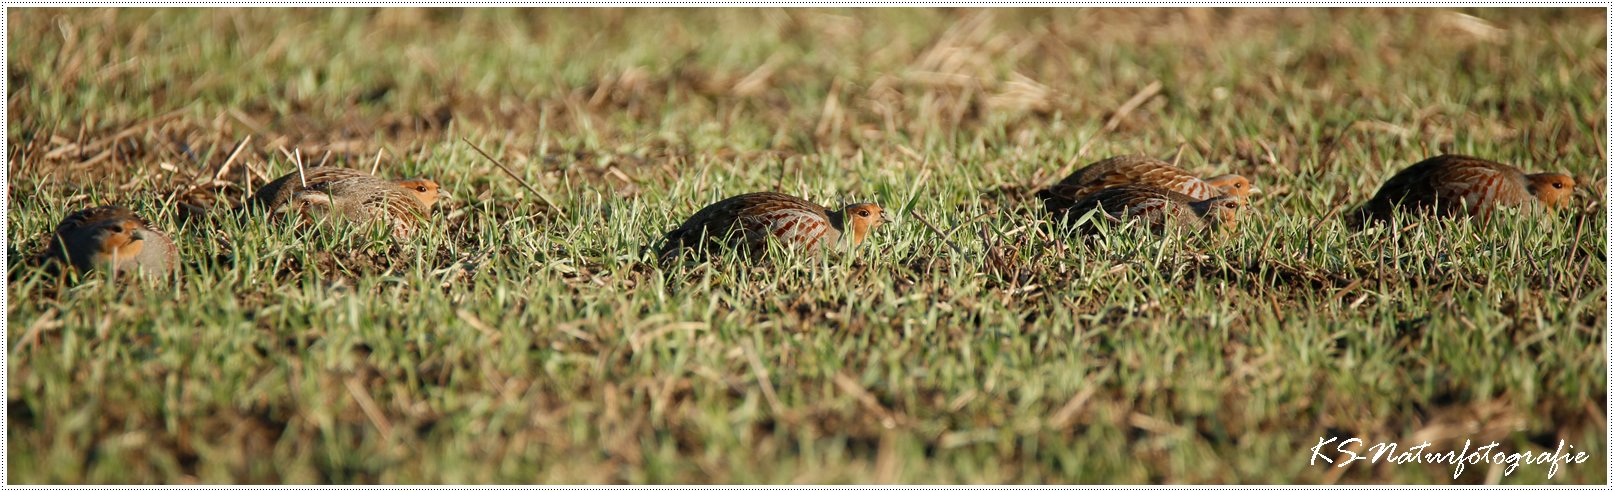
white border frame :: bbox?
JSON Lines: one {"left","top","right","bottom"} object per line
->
{"left": 0, "top": 3, "right": 1606, "bottom": 488}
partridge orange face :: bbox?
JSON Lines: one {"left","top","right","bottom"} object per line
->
{"left": 1194, "top": 196, "right": 1243, "bottom": 232}
{"left": 396, "top": 178, "right": 442, "bottom": 209}
{"left": 1526, "top": 173, "right": 1575, "bottom": 209}
{"left": 88, "top": 219, "right": 147, "bottom": 265}
{"left": 842, "top": 203, "right": 887, "bottom": 245}
{"left": 1205, "top": 174, "right": 1259, "bottom": 200}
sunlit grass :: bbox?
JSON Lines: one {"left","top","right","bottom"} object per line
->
{"left": 5, "top": 7, "right": 1606, "bottom": 484}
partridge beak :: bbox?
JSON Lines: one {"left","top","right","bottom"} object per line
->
{"left": 1247, "top": 185, "right": 1264, "bottom": 196}
{"left": 129, "top": 230, "right": 145, "bottom": 242}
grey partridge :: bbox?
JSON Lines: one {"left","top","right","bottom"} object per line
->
{"left": 658, "top": 192, "right": 887, "bottom": 259}
{"left": 247, "top": 167, "right": 440, "bottom": 239}
{"left": 1037, "top": 155, "right": 1257, "bottom": 212}
{"left": 1348, "top": 154, "right": 1575, "bottom": 226}
{"left": 1049, "top": 184, "right": 1242, "bottom": 234}
{"left": 49, "top": 205, "right": 179, "bottom": 276}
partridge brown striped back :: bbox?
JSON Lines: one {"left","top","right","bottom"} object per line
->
{"left": 1349, "top": 154, "right": 1575, "bottom": 226}
{"left": 658, "top": 192, "right": 886, "bottom": 259}
{"left": 1039, "top": 155, "right": 1254, "bottom": 210}
{"left": 49, "top": 205, "right": 179, "bottom": 276}
{"left": 1051, "top": 185, "right": 1242, "bottom": 234}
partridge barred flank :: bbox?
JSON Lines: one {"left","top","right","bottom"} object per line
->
{"left": 1050, "top": 185, "right": 1243, "bottom": 234}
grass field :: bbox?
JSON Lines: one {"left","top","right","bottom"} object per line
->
{"left": 5, "top": 8, "right": 1608, "bottom": 484}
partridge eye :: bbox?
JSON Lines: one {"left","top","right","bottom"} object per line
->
{"left": 1553, "top": 182, "right": 1565, "bottom": 189}
{"left": 417, "top": 185, "right": 429, "bottom": 192}
{"left": 858, "top": 210, "right": 871, "bottom": 218}
{"left": 108, "top": 225, "right": 123, "bottom": 233}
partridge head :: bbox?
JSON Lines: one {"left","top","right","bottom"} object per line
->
{"left": 1203, "top": 174, "right": 1260, "bottom": 201}
{"left": 1525, "top": 172, "right": 1575, "bottom": 209}
{"left": 838, "top": 202, "right": 889, "bottom": 245}
{"left": 395, "top": 177, "right": 443, "bottom": 209}
{"left": 1188, "top": 194, "right": 1243, "bottom": 232}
